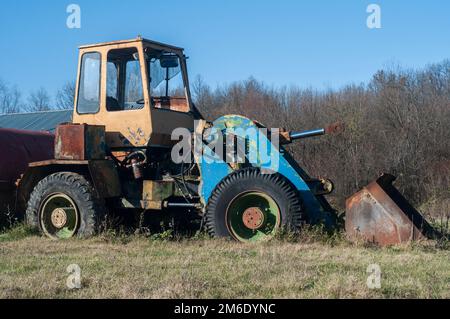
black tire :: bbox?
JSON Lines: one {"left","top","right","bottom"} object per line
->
{"left": 205, "top": 168, "right": 303, "bottom": 241}
{"left": 26, "top": 172, "right": 105, "bottom": 239}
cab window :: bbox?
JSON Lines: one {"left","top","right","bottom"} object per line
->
{"left": 77, "top": 52, "right": 101, "bottom": 114}
{"left": 106, "top": 48, "right": 144, "bottom": 112}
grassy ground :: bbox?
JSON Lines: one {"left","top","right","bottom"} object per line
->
{"left": 0, "top": 226, "right": 449, "bottom": 299}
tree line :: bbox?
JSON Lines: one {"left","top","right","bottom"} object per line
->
{"left": 0, "top": 80, "right": 75, "bottom": 113}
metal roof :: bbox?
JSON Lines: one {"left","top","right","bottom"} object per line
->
{"left": 0, "top": 109, "right": 72, "bottom": 132}
{"left": 79, "top": 37, "right": 184, "bottom": 51}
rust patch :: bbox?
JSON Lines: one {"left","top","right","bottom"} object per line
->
{"left": 55, "top": 123, "right": 106, "bottom": 160}
{"left": 242, "top": 207, "right": 265, "bottom": 230}
{"left": 345, "top": 173, "right": 436, "bottom": 246}
{"left": 324, "top": 122, "right": 345, "bottom": 135}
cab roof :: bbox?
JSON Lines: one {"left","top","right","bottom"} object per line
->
{"left": 78, "top": 37, "right": 184, "bottom": 51}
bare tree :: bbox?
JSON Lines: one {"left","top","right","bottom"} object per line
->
{"left": 55, "top": 81, "right": 76, "bottom": 109}
{"left": 191, "top": 75, "right": 215, "bottom": 118}
{"left": 26, "top": 87, "right": 51, "bottom": 112}
{"left": 0, "top": 79, "right": 22, "bottom": 114}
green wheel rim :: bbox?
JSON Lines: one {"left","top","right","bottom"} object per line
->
{"left": 226, "top": 191, "right": 281, "bottom": 242}
{"left": 40, "top": 193, "right": 79, "bottom": 239}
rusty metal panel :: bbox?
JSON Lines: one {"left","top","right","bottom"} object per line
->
{"left": 85, "top": 125, "right": 106, "bottom": 159}
{"left": 141, "top": 180, "right": 175, "bottom": 210}
{"left": 55, "top": 123, "right": 106, "bottom": 160}
{"left": 142, "top": 180, "right": 174, "bottom": 201}
{"left": 346, "top": 173, "right": 434, "bottom": 246}
{"left": 54, "top": 124, "right": 84, "bottom": 160}
{"left": 29, "top": 159, "right": 89, "bottom": 167}
{"left": 88, "top": 160, "right": 121, "bottom": 198}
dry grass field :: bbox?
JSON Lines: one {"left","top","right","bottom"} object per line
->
{"left": 0, "top": 226, "right": 449, "bottom": 299}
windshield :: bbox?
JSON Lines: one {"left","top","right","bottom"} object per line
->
{"left": 146, "top": 50, "right": 185, "bottom": 97}
{"left": 149, "top": 58, "right": 181, "bottom": 89}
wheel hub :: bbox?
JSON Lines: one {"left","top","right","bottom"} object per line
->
{"left": 50, "top": 208, "right": 67, "bottom": 228}
{"left": 242, "top": 207, "right": 265, "bottom": 230}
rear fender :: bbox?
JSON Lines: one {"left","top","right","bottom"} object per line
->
{"left": 17, "top": 159, "right": 121, "bottom": 210}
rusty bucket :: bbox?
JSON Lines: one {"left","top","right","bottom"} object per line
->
{"left": 345, "top": 173, "right": 435, "bottom": 246}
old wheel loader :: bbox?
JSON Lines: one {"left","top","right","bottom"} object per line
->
{"left": 13, "top": 37, "right": 434, "bottom": 244}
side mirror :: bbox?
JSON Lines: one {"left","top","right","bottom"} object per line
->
{"left": 160, "top": 55, "right": 179, "bottom": 68}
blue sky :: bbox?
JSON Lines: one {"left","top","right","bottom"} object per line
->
{"left": 0, "top": 0, "right": 449, "bottom": 97}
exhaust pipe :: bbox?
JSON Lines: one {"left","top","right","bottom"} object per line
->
{"left": 282, "top": 122, "right": 345, "bottom": 144}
